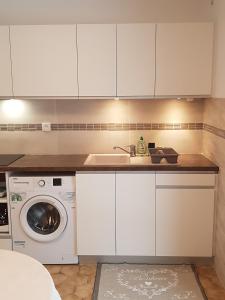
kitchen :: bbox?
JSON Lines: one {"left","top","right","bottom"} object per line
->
{"left": 0, "top": 0, "right": 225, "bottom": 299}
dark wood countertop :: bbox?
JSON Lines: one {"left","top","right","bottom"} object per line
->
{"left": 0, "top": 154, "right": 219, "bottom": 172}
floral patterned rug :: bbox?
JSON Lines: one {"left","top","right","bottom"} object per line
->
{"left": 93, "top": 264, "right": 207, "bottom": 300}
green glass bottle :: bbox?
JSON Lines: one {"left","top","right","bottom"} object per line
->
{"left": 137, "top": 136, "right": 146, "bottom": 155}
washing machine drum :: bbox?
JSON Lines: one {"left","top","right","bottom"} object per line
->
{"left": 20, "top": 195, "right": 68, "bottom": 242}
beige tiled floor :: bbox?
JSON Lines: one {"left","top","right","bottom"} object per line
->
{"left": 197, "top": 266, "right": 225, "bottom": 300}
{"left": 46, "top": 264, "right": 225, "bottom": 300}
{"left": 46, "top": 264, "right": 96, "bottom": 300}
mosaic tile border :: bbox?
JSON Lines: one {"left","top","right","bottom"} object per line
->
{"left": 0, "top": 123, "right": 224, "bottom": 139}
{"left": 0, "top": 123, "right": 204, "bottom": 131}
{"left": 203, "top": 123, "right": 225, "bottom": 139}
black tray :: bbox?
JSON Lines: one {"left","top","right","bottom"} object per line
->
{"left": 148, "top": 147, "right": 179, "bottom": 164}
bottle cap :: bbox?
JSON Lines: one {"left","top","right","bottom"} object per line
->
{"left": 148, "top": 143, "right": 155, "bottom": 149}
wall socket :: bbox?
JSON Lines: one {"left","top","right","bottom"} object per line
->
{"left": 42, "top": 122, "right": 51, "bottom": 132}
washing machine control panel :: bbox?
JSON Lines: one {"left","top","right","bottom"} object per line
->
{"left": 9, "top": 175, "right": 75, "bottom": 193}
{"left": 53, "top": 178, "right": 62, "bottom": 186}
{"left": 11, "top": 193, "right": 23, "bottom": 202}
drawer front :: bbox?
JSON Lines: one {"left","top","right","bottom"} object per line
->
{"left": 156, "top": 173, "right": 215, "bottom": 187}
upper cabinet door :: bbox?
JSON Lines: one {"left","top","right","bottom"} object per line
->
{"left": 0, "top": 26, "right": 13, "bottom": 97}
{"left": 10, "top": 25, "right": 78, "bottom": 97}
{"left": 155, "top": 23, "right": 213, "bottom": 96}
{"left": 117, "top": 24, "right": 156, "bottom": 97}
{"left": 77, "top": 24, "right": 116, "bottom": 97}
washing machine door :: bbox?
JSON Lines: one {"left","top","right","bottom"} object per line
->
{"left": 20, "top": 195, "right": 67, "bottom": 242}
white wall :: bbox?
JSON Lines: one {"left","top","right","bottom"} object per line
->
{"left": 212, "top": 0, "right": 225, "bottom": 98}
{"left": 207, "top": 0, "right": 225, "bottom": 289}
{"left": 0, "top": 0, "right": 212, "bottom": 25}
{"left": 203, "top": 99, "right": 225, "bottom": 288}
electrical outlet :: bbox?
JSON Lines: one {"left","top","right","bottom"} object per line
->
{"left": 42, "top": 122, "right": 51, "bottom": 132}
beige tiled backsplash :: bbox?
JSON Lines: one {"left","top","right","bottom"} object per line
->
{"left": 0, "top": 98, "right": 224, "bottom": 155}
{"left": 0, "top": 130, "right": 203, "bottom": 155}
{"left": 0, "top": 98, "right": 204, "bottom": 124}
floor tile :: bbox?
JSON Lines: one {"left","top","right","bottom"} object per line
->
{"left": 46, "top": 264, "right": 225, "bottom": 300}
{"left": 46, "top": 264, "right": 96, "bottom": 300}
{"left": 197, "top": 265, "right": 225, "bottom": 300}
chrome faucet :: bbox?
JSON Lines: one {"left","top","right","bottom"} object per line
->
{"left": 113, "top": 145, "right": 136, "bottom": 157}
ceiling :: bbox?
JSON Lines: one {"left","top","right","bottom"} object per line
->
{"left": 0, "top": 0, "right": 212, "bottom": 25}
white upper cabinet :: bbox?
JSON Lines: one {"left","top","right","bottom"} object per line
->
{"left": 0, "top": 26, "right": 13, "bottom": 97}
{"left": 117, "top": 24, "right": 156, "bottom": 97}
{"left": 77, "top": 24, "right": 116, "bottom": 97}
{"left": 155, "top": 23, "right": 213, "bottom": 96}
{"left": 0, "top": 23, "right": 213, "bottom": 98}
{"left": 10, "top": 25, "right": 78, "bottom": 97}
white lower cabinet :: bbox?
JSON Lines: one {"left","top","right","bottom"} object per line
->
{"left": 76, "top": 172, "right": 215, "bottom": 257}
{"left": 116, "top": 172, "right": 155, "bottom": 256}
{"left": 156, "top": 188, "right": 214, "bottom": 257}
{"left": 76, "top": 172, "right": 115, "bottom": 255}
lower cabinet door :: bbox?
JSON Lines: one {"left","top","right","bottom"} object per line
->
{"left": 76, "top": 172, "right": 115, "bottom": 255}
{"left": 156, "top": 189, "right": 214, "bottom": 257}
{"left": 116, "top": 172, "right": 156, "bottom": 256}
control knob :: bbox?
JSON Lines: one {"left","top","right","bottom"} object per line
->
{"left": 38, "top": 180, "right": 45, "bottom": 187}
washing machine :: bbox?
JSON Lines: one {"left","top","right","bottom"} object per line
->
{"left": 9, "top": 174, "right": 78, "bottom": 264}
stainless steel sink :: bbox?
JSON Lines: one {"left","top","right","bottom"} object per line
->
{"left": 84, "top": 154, "right": 130, "bottom": 165}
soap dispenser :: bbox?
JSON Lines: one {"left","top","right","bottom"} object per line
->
{"left": 137, "top": 136, "right": 147, "bottom": 155}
